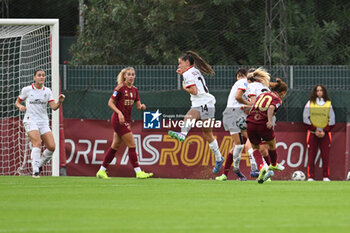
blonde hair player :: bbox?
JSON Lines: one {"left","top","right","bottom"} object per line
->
{"left": 246, "top": 78, "right": 288, "bottom": 184}
{"left": 168, "top": 51, "right": 224, "bottom": 173}
{"left": 96, "top": 67, "right": 153, "bottom": 179}
{"left": 245, "top": 67, "right": 273, "bottom": 172}
{"left": 15, "top": 69, "right": 65, "bottom": 178}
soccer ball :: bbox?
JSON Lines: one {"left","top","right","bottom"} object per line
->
{"left": 292, "top": 171, "right": 306, "bottom": 181}
{"left": 236, "top": 117, "right": 247, "bottom": 130}
{"left": 347, "top": 171, "right": 350, "bottom": 181}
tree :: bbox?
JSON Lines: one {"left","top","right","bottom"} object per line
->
{"left": 70, "top": 0, "right": 350, "bottom": 65}
{"left": 69, "top": 0, "right": 265, "bottom": 65}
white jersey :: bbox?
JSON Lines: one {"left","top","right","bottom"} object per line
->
{"left": 183, "top": 66, "right": 216, "bottom": 107}
{"left": 226, "top": 78, "right": 248, "bottom": 108}
{"left": 247, "top": 82, "right": 270, "bottom": 98}
{"left": 18, "top": 84, "right": 54, "bottom": 123}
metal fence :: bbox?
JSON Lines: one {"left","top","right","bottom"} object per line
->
{"left": 60, "top": 65, "right": 350, "bottom": 91}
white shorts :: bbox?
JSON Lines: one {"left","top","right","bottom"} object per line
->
{"left": 23, "top": 121, "right": 51, "bottom": 135}
{"left": 223, "top": 107, "right": 247, "bottom": 135}
{"left": 191, "top": 100, "right": 215, "bottom": 120}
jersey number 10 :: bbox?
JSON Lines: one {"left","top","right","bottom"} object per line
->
{"left": 253, "top": 95, "right": 273, "bottom": 111}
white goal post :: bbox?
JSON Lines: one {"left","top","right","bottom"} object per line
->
{"left": 0, "top": 19, "right": 60, "bottom": 176}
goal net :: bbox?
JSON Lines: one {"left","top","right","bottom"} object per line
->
{"left": 0, "top": 19, "right": 59, "bottom": 176}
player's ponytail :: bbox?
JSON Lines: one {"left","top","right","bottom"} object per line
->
{"left": 117, "top": 67, "right": 134, "bottom": 84}
{"left": 270, "top": 78, "right": 288, "bottom": 95}
{"left": 180, "top": 51, "right": 215, "bottom": 76}
{"left": 249, "top": 67, "right": 270, "bottom": 87}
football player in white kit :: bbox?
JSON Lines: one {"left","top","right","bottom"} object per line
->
{"left": 168, "top": 51, "right": 224, "bottom": 173}
{"left": 15, "top": 69, "right": 65, "bottom": 178}
{"left": 215, "top": 68, "right": 258, "bottom": 181}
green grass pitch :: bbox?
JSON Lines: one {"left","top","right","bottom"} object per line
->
{"left": 0, "top": 176, "right": 349, "bottom": 233}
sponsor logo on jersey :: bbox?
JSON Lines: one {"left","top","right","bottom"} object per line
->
{"left": 112, "top": 90, "right": 118, "bottom": 96}
{"left": 143, "top": 110, "right": 162, "bottom": 129}
{"left": 29, "top": 99, "right": 46, "bottom": 105}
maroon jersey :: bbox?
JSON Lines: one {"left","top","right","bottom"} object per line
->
{"left": 110, "top": 84, "right": 140, "bottom": 123}
{"left": 246, "top": 91, "right": 282, "bottom": 124}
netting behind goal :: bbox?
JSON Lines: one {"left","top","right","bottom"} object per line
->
{"left": 0, "top": 25, "right": 52, "bottom": 175}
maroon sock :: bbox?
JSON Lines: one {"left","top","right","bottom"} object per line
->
{"left": 102, "top": 148, "right": 117, "bottom": 168}
{"left": 269, "top": 150, "right": 277, "bottom": 166}
{"left": 263, "top": 156, "right": 271, "bottom": 165}
{"left": 253, "top": 150, "right": 264, "bottom": 169}
{"left": 223, "top": 153, "right": 233, "bottom": 176}
{"left": 128, "top": 148, "right": 139, "bottom": 168}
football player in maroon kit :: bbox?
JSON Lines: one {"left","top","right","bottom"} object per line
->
{"left": 96, "top": 67, "right": 153, "bottom": 179}
{"left": 246, "top": 78, "right": 288, "bottom": 183}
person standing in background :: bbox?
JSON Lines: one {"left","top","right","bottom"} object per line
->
{"left": 303, "top": 85, "right": 335, "bottom": 181}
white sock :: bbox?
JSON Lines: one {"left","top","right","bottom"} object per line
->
{"left": 181, "top": 119, "right": 193, "bottom": 136}
{"left": 31, "top": 147, "right": 41, "bottom": 174}
{"left": 209, "top": 139, "right": 222, "bottom": 161}
{"left": 233, "top": 144, "right": 244, "bottom": 169}
{"left": 99, "top": 166, "right": 107, "bottom": 171}
{"left": 134, "top": 167, "right": 141, "bottom": 173}
{"left": 39, "top": 149, "right": 53, "bottom": 167}
{"left": 248, "top": 148, "right": 257, "bottom": 171}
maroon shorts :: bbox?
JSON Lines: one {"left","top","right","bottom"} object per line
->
{"left": 247, "top": 122, "right": 275, "bottom": 146}
{"left": 111, "top": 116, "right": 131, "bottom": 137}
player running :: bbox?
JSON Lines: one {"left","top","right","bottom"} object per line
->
{"left": 15, "top": 69, "right": 65, "bottom": 178}
{"left": 215, "top": 68, "right": 257, "bottom": 181}
{"left": 168, "top": 51, "right": 224, "bottom": 173}
{"left": 246, "top": 78, "right": 288, "bottom": 184}
{"left": 245, "top": 68, "right": 274, "bottom": 172}
{"left": 96, "top": 67, "right": 153, "bottom": 179}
